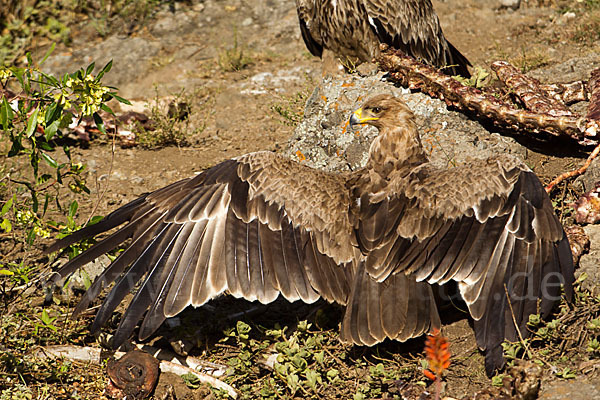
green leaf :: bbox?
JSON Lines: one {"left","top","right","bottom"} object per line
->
{"left": 26, "top": 108, "right": 40, "bottom": 138}
{"left": 68, "top": 200, "right": 78, "bottom": 218}
{"left": 305, "top": 369, "right": 320, "bottom": 391}
{"left": 41, "top": 309, "right": 52, "bottom": 324}
{"left": 81, "top": 270, "right": 92, "bottom": 290}
{"left": 109, "top": 92, "right": 131, "bottom": 105}
{"left": 45, "top": 102, "right": 58, "bottom": 125}
{"left": 26, "top": 227, "right": 36, "bottom": 244}
{"left": 180, "top": 373, "right": 202, "bottom": 389}
{"left": 85, "top": 62, "right": 96, "bottom": 76}
{"left": 100, "top": 103, "right": 114, "bottom": 116}
{"left": 12, "top": 67, "right": 25, "bottom": 87}
{"left": 40, "top": 309, "right": 57, "bottom": 331}
{"left": 88, "top": 215, "right": 104, "bottom": 225}
{"left": 31, "top": 190, "right": 39, "bottom": 213}
{"left": 286, "top": 373, "right": 300, "bottom": 394}
{"left": 314, "top": 351, "right": 324, "bottom": 365}
{"left": 43, "top": 194, "right": 50, "bottom": 217}
{"left": 96, "top": 60, "right": 113, "bottom": 80}
{"left": 40, "top": 43, "right": 56, "bottom": 65}
{"left": 0, "top": 269, "right": 14, "bottom": 276}
{"left": 0, "top": 219, "right": 12, "bottom": 233}
{"left": 1, "top": 195, "right": 14, "bottom": 216}
{"left": 45, "top": 120, "right": 60, "bottom": 141}
{"left": 326, "top": 369, "right": 339, "bottom": 381}
{"left": 40, "top": 72, "right": 60, "bottom": 87}
{"left": 1, "top": 96, "right": 14, "bottom": 129}
{"left": 40, "top": 151, "right": 59, "bottom": 169}
{"left": 92, "top": 112, "right": 106, "bottom": 135}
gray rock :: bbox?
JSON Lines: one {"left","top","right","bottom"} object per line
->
{"left": 528, "top": 55, "right": 600, "bottom": 84}
{"left": 44, "top": 36, "right": 161, "bottom": 97}
{"left": 499, "top": 0, "right": 520, "bottom": 10}
{"left": 575, "top": 157, "right": 600, "bottom": 193}
{"left": 577, "top": 224, "right": 600, "bottom": 296}
{"left": 356, "top": 62, "right": 378, "bottom": 77}
{"left": 64, "top": 254, "right": 111, "bottom": 293}
{"left": 539, "top": 378, "right": 600, "bottom": 400}
{"left": 287, "top": 73, "right": 526, "bottom": 172}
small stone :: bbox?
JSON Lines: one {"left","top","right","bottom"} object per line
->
{"left": 577, "top": 224, "right": 600, "bottom": 296}
{"left": 499, "top": 0, "right": 520, "bottom": 10}
{"left": 242, "top": 17, "right": 253, "bottom": 26}
{"left": 539, "top": 378, "right": 600, "bottom": 400}
{"left": 356, "top": 62, "right": 378, "bottom": 77}
{"left": 68, "top": 255, "right": 112, "bottom": 292}
{"left": 556, "top": 11, "right": 576, "bottom": 26}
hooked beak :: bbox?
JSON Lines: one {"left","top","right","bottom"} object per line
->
{"left": 349, "top": 108, "right": 378, "bottom": 127}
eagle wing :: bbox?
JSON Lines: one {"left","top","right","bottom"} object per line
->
{"left": 295, "top": 0, "right": 324, "bottom": 57}
{"left": 353, "top": 155, "right": 573, "bottom": 374}
{"left": 363, "top": 0, "right": 471, "bottom": 76}
{"left": 47, "top": 152, "right": 356, "bottom": 347}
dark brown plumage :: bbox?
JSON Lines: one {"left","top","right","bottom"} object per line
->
{"left": 47, "top": 95, "right": 572, "bottom": 376}
{"left": 295, "top": 0, "right": 471, "bottom": 77}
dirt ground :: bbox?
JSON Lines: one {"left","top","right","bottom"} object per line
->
{"left": 2, "top": 0, "right": 600, "bottom": 398}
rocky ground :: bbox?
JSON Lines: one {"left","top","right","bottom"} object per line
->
{"left": 2, "top": 0, "right": 600, "bottom": 398}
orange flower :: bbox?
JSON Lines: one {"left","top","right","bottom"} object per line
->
{"left": 423, "top": 328, "right": 451, "bottom": 381}
{"left": 296, "top": 150, "right": 307, "bottom": 162}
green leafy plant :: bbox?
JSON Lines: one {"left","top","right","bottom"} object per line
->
{"left": 134, "top": 87, "right": 209, "bottom": 149}
{"left": 555, "top": 367, "right": 576, "bottom": 379}
{"left": 1, "top": 47, "right": 128, "bottom": 245}
{"left": 217, "top": 29, "right": 254, "bottom": 72}
{"left": 34, "top": 309, "right": 57, "bottom": 335}
{"left": 271, "top": 77, "right": 315, "bottom": 126}
{"left": 454, "top": 66, "right": 490, "bottom": 88}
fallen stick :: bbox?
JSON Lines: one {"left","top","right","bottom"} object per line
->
{"left": 34, "top": 345, "right": 238, "bottom": 398}
{"left": 545, "top": 142, "right": 600, "bottom": 193}
{"left": 135, "top": 344, "right": 228, "bottom": 378}
{"left": 377, "top": 48, "right": 600, "bottom": 145}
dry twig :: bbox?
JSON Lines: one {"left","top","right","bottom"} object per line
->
{"left": 545, "top": 143, "right": 600, "bottom": 193}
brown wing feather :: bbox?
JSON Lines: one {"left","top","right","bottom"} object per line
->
{"left": 47, "top": 152, "right": 355, "bottom": 348}
{"left": 357, "top": 156, "right": 573, "bottom": 375}
{"left": 340, "top": 260, "right": 440, "bottom": 346}
{"left": 363, "top": 0, "right": 471, "bottom": 76}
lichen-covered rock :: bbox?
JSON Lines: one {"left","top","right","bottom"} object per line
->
{"left": 287, "top": 73, "right": 526, "bottom": 173}
{"left": 577, "top": 224, "right": 600, "bottom": 296}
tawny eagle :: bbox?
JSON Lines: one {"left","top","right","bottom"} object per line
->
{"left": 295, "top": 0, "right": 471, "bottom": 76}
{"left": 47, "top": 95, "right": 572, "bottom": 376}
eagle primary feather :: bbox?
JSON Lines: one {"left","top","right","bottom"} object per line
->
{"left": 295, "top": 0, "right": 471, "bottom": 76}
{"left": 47, "top": 94, "right": 572, "bottom": 376}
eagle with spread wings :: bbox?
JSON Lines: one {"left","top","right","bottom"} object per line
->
{"left": 295, "top": 0, "right": 471, "bottom": 77}
{"left": 47, "top": 95, "right": 572, "bottom": 375}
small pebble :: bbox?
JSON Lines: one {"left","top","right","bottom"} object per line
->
{"left": 499, "top": 0, "right": 520, "bottom": 10}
